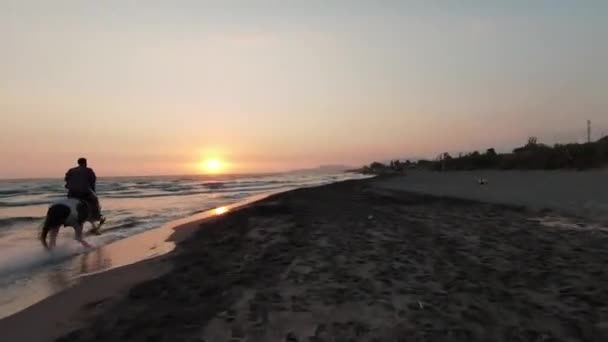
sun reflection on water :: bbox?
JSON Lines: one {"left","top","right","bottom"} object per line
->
{"left": 214, "top": 206, "right": 229, "bottom": 215}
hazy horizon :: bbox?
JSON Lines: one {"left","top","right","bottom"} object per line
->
{"left": 2, "top": 1, "right": 607, "bottom": 178}
{"left": 0, "top": 164, "right": 357, "bottom": 180}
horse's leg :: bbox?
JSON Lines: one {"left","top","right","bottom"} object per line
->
{"left": 41, "top": 204, "right": 70, "bottom": 250}
{"left": 88, "top": 212, "right": 106, "bottom": 235}
{"left": 40, "top": 228, "right": 50, "bottom": 250}
{"left": 49, "top": 228, "right": 60, "bottom": 249}
{"left": 74, "top": 224, "right": 92, "bottom": 248}
{"left": 88, "top": 221, "right": 102, "bottom": 235}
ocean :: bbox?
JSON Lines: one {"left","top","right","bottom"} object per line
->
{"left": 0, "top": 171, "right": 369, "bottom": 318}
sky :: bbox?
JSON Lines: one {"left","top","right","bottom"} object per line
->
{"left": 1, "top": 0, "right": 607, "bottom": 178}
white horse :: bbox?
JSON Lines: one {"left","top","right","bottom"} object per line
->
{"left": 40, "top": 198, "right": 105, "bottom": 250}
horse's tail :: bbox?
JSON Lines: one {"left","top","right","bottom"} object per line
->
{"left": 40, "top": 204, "right": 70, "bottom": 248}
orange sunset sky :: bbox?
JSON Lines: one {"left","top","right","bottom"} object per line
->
{"left": 1, "top": 1, "right": 607, "bottom": 178}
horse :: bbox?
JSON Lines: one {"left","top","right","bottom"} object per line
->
{"left": 40, "top": 198, "right": 105, "bottom": 250}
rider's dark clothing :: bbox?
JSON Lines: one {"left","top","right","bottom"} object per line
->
{"left": 65, "top": 166, "right": 102, "bottom": 219}
{"left": 65, "top": 166, "right": 96, "bottom": 193}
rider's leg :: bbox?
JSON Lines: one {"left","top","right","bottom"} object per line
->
{"left": 93, "top": 197, "right": 102, "bottom": 220}
{"left": 86, "top": 193, "right": 102, "bottom": 221}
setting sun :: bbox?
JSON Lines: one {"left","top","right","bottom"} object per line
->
{"left": 206, "top": 159, "right": 220, "bottom": 170}
{"left": 198, "top": 159, "right": 223, "bottom": 173}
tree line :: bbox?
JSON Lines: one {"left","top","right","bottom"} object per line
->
{"left": 353, "top": 135, "right": 608, "bottom": 174}
{"left": 429, "top": 136, "right": 608, "bottom": 171}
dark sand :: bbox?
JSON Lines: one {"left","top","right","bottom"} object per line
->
{"left": 3, "top": 177, "right": 608, "bottom": 341}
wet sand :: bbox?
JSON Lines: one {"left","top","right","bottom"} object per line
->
{"left": 2, "top": 177, "right": 608, "bottom": 341}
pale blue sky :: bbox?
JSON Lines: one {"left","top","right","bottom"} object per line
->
{"left": 1, "top": 1, "right": 607, "bottom": 177}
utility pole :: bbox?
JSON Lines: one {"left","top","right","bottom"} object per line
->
{"left": 587, "top": 120, "right": 591, "bottom": 143}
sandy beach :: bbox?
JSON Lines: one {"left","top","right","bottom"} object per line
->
{"left": 375, "top": 170, "right": 608, "bottom": 224}
{"left": 2, "top": 175, "right": 608, "bottom": 341}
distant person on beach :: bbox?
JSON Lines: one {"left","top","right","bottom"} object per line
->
{"left": 65, "top": 158, "right": 104, "bottom": 221}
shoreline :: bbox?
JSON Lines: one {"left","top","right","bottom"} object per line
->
{"left": 0, "top": 178, "right": 372, "bottom": 339}
{"left": 0, "top": 180, "right": 371, "bottom": 342}
{"left": 2, "top": 176, "right": 608, "bottom": 341}
{"left": 0, "top": 172, "right": 370, "bottom": 319}
{"left": 0, "top": 188, "right": 294, "bottom": 338}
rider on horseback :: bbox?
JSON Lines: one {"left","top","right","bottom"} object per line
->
{"left": 65, "top": 158, "right": 105, "bottom": 223}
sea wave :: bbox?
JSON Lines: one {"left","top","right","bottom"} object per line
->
{"left": 102, "top": 184, "right": 290, "bottom": 199}
{"left": 0, "top": 190, "right": 25, "bottom": 197}
{"left": 0, "top": 217, "right": 42, "bottom": 229}
{"left": 0, "top": 200, "right": 52, "bottom": 208}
